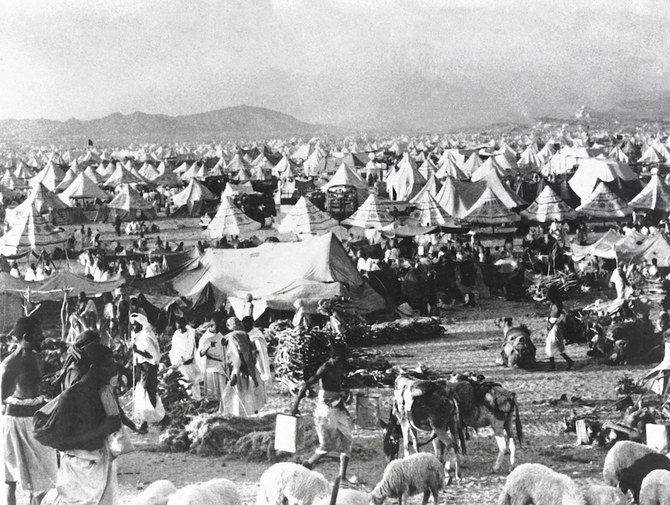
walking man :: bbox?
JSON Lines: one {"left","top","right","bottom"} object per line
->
{"left": 291, "top": 341, "right": 355, "bottom": 484}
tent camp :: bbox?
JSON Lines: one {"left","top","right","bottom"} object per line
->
{"left": 172, "top": 232, "right": 386, "bottom": 314}
{"left": 405, "top": 191, "right": 461, "bottom": 229}
{"left": 0, "top": 207, "right": 68, "bottom": 256}
{"left": 277, "top": 196, "right": 339, "bottom": 235}
{"left": 320, "top": 162, "right": 369, "bottom": 203}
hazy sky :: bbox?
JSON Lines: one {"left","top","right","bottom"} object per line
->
{"left": 1, "top": 0, "right": 669, "bottom": 130}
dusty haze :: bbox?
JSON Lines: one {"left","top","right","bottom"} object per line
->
{"left": 1, "top": 0, "right": 669, "bottom": 131}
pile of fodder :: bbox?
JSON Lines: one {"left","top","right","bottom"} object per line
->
{"left": 159, "top": 413, "right": 318, "bottom": 461}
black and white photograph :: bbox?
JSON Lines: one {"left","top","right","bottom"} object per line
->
{"left": 2, "top": 1, "right": 670, "bottom": 504}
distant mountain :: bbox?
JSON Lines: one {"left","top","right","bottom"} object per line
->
{"left": 0, "top": 105, "right": 338, "bottom": 143}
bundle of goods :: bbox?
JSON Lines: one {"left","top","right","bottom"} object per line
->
{"left": 527, "top": 272, "right": 579, "bottom": 301}
{"left": 273, "top": 327, "right": 331, "bottom": 393}
{"left": 159, "top": 413, "right": 318, "bottom": 460}
{"left": 343, "top": 317, "right": 444, "bottom": 347}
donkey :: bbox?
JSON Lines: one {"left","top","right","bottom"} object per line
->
{"left": 384, "top": 372, "right": 522, "bottom": 474}
{"left": 391, "top": 374, "right": 465, "bottom": 484}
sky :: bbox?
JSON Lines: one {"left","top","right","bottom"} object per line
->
{"left": 1, "top": 0, "right": 669, "bottom": 131}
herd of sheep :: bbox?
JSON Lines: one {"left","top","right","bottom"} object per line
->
{"left": 130, "top": 440, "right": 670, "bottom": 505}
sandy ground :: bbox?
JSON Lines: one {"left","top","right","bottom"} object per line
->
{"left": 109, "top": 294, "right": 643, "bottom": 505}
{"left": 14, "top": 215, "right": 644, "bottom": 504}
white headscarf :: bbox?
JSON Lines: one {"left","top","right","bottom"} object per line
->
{"left": 131, "top": 312, "right": 161, "bottom": 364}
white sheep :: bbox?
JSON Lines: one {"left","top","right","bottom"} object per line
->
{"left": 497, "top": 463, "right": 586, "bottom": 505}
{"left": 583, "top": 484, "right": 627, "bottom": 505}
{"left": 167, "top": 484, "right": 220, "bottom": 505}
{"left": 314, "top": 489, "right": 368, "bottom": 505}
{"left": 603, "top": 440, "right": 670, "bottom": 503}
{"left": 200, "top": 478, "right": 241, "bottom": 505}
{"left": 131, "top": 480, "right": 177, "bottom": 505}
{"left": 256, "top": 462, "right": 331, "bottom": 505}
{"left": 369, "top": 452, "right": 444, "bottom": 505}
{"left": 640, "top": 469, "right": 670, "bottom": 505}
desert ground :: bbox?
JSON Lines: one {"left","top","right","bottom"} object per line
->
{"left": 16, "top": 214, "right": 646, "bottom": 504}
{"left": 109, "top": 292, "right": 641, "bottom": 505}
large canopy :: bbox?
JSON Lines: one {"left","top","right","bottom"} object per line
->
{"left": 568, "top": 158, "right": 638, "bottom": 201}
{"left": 521, "top": 185, "right": 577, "bottom": 223}
{"left": 277, "top": 196, "right": 339, "bottom": 235}
{"left": 628, "top": 175, "right": 670, "bottom": 212}
{"left": 0, "top": 207, "right": 68, "bottom": 256}
{"left": 172, "top": 232, "right": 385, "bottom": 314}
{"left": 341, "top": 193, "right": 395, "bottom": 229}
{"left": 463, "top": 187, "right": 521, "bottom": 225}
{"left": 576, "top": 181, "right": 631, "bottom": 219}
{"left": 204, "top": 196, "right": 262, "bottom": 239}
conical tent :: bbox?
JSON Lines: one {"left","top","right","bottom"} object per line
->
{"left": 54, "top": 165, "right": 83, "bottom": 192}
{"left": 434, "top": 177, "right": 486, "bottom": 219}
{"left": 31, "top": 161, "right": 65, "bottom": 191}
{"left": 484, "top": 170, "right": 526, "bottom": 209}
{"left": 409, "top": 174, "right": 442, "bottom": 204}
{"left": 576, "top": 181, "right": 631, "bottom": 219}
{"left": 628, "top": 174, "right": 670, "bottom": 211}
{"left": 387, "top": 154, "right": 426, "bottom": 201}
{"left": 320, "top": 163, "right": 368, "bottom": 191}
{"left": 341, "top": 193, "right": 395, "bottom": 229}
{"left": 463, "top": 187, "right": 521, "bottom": 225}
{"left": 0, "top": 171, "right": 29, "bottom": 190}
{"left": 461, "top": 152, "right": 484, "bottom": 177}
{"left": 59, "top": 173, "right": 110, "bottom": 203}
{"left": 139, "top": 163, "right": 161, "bottom": 181}
{"left": 107, "top": 184, "right": 157, "bottom": 221}
{"left": 435, "top": 157, "right": 467, "bottom": 180}
{"left": 521, "top": 185, "right": 577, "bottom": 223}
{"left": 171, "top": 179, "right": 217, "bottom": 216}
{"left": 470, "top": 156, "right": 507, "bottom": 182}
{"left": 5, "top": 183, "right": 70, "bottom": 221}
{"left": 418, "top": 159, "right": 439, "bottom": 180}
{"left": 205, "top": 196, "right": 262, "bottom": 239}
{"left": 104, "top": 163, "right": 145, "bottom": 186}
{"left": 0, "top": 207, "right": 68, "bottom": 256}
{"left": 406, "top": 191, "right": 460, "bottom": 228}
{"left": 277, "top": 196, "right": 339, "bottom": 235}
{"left": 83, "top": 166, "right": 103, "bottom": 185}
